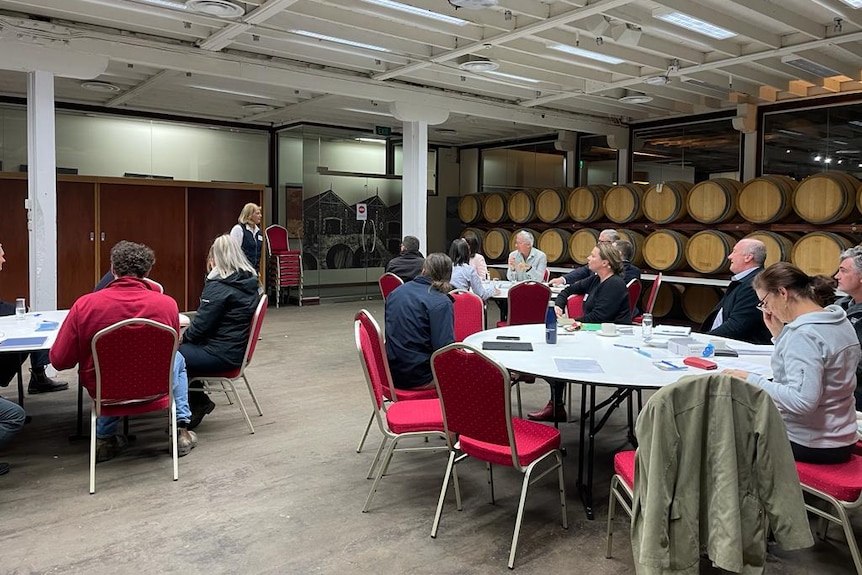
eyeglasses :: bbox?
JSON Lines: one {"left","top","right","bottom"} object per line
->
{"left": 755, "top": 293, "right": 771, "bottom": 311}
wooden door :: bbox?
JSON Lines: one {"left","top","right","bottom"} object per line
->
{"left": 98, "top": 183, "right": 187, "bottom": 309}
{"left": 57, "top": 181, "right": 97, "bottom": 308}
{"left": 0, "top": 177, "right": 29, "bottom": 303}
{"left": 187, "top": 187, "right": 262, "bottom": 310}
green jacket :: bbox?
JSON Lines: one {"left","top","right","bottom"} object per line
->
{"left": 631, "top": 373, "right": 813, "bottom": 575}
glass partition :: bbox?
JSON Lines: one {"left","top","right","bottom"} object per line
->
{"left": 578, "top": 135, "right": 617, "bottom": 185}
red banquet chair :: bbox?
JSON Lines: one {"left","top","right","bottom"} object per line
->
{"left": 89, "top": 318, "right": 180, "bottom": 494}
{"left": 430, "top": 343, "right": 567, "bottom": 569}
{"left": 378, "top": 272, "right": 404, "bottom": 301}
{"left": 188, "top": 295, "right": 267, "bottom": 434}
{"left": 566, "top": 294, "right": 585, "bottom": 319}
{"left": 626, "top": 278, "right": 641, "bottom": 316}
{"left": 633, "top": 273, "right": 662, "bottom": 323}
{"left": 354, "top": 309, "right": 447, "bottom": 512}
{"left": 795, "top": 456, "right": 862, "bottom": 574}
{"left": 265, "top": 224, "right": 303, "bottom": 307}
{"left": 354, "top": 310, "right": 439, "bottom": 454}
{"left": 450, "top": 289, "right": 485, "bottom": 342}
{"left": 497, "top": 281, "right": 551, "bottom": 328}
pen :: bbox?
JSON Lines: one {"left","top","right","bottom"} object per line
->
{"left": 661, "top": 360, "right": 682, "bottom": 369}
{"left": 613, "top": 344, "right": 639, "bottom": 350}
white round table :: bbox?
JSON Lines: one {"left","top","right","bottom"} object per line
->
{"left": 464, "top": 323, "right": 773, "bottom": 518}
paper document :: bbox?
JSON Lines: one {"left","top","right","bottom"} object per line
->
{"left": 0, "top": 336, "right": 47, "bottom": 349}
{"left": 727, "top": 343, "right": 774, "bottom": 356}
{"left": 654, "top": 325, "right": 691, "bottom": 336}
{"left": 554, "top": 357, "right": 604, "bottom": 374}
{"left": 718, "top": 359, "right": 772, "bottom": 378}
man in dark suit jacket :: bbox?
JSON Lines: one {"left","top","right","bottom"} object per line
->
{"left": 701, "top": 238, "right": 772, "bottom": 345}
{"left": 384, "top": 235, "right": 425, "bottom": 282}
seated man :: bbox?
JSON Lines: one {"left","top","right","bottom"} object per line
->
{"left": 506, "top": 230, "right": 547, "bottom": 283}
{"left": 549, "top": 229, "right": 619, "bottom": 287}
{"left": 385, "top": 235, "right": 425, "bottom": 282}
{"left": 385, "top": 253, "right": 455, "bottom": 390}
{"left": 0, "top": 396, "right": 25, "bottom": 476}
{"left": 50, "top": 241, "right": 197, "bottom": 462}
{"left": 614, "top": 239, "right": 641, "bottom": 285}
{"left": 701, "top": 238, "right": 772, "bottom": 344}
{"left": 0, "top": 243, "right": 68, "bottom": 394}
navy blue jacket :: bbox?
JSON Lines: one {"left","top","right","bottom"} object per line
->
{"left": 384, "top": 275, "right": 454, "bottom": 389}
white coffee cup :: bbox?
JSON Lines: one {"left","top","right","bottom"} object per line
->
{"left": 600, "top": 323, "right": 617, "bottom": 335}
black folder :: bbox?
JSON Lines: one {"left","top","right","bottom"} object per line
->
{"left": 482, "top": 341, "right": 533, "bottom": 352}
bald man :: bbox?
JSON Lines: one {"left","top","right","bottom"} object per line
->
{"left": 701, "top": 238, "right": 772, "bottom": 344}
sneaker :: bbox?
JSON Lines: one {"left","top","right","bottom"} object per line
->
{"left": 174, "top": 428, "right": 198, "bottom": 457}
{"left": 187, "top": 399, "right": 215, "bottom": 430}
{"left": 28, "top": 370, "right": 69, "bottom": 394}
{"left": 0, "top": 462, "right": 9, "bottom": 475}
{"left": 95, "top": 434, "right": 129, "bottom": 463}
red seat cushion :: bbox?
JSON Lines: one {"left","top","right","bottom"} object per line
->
{"left": 460, "top": 418, "right": 560, "bottom": 467}
{"left": 796, "top": 455, "right": 862, "bottom": 503}
{"left": 386, "top": 398, "right": 444, "bottom": 434}
{"left": 614, "top": 450, "right": 636, "bottom": 489}
{"left": 391, "top": 387, "right": 438, "bottom": 401}
{"left": 496, "top": 320, "right": 508, "bottom": 328}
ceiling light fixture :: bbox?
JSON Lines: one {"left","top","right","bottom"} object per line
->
{"left": 457, "top": 55, "right": 500, "bottom": 72}
{"left": 780, "top": 54, "right": 840, "bottom": 77}
{"left": 186, "top": 0, "right": 244, "bottom": 18}
{"left": 839, "top": 0, "right": 862, "bottom": 8}
{"left": 550, "top": 44, "right": 624, "bottom": 65}
{"left": 644, "top": 75, "right": 670, "bottom": 86}
{"left": 362, "top": 0, "right": 469, "bottom": 26}
{"left": 130, "top": 0, "right": 187, "bottom": 10}
{"left": 356, "top": 137, "right": 387, "bottom": 143}
{"left": 448, "top": 0, "right": 498, "bottom": 8}
{"left": 342, "top": 107, "right": 393, "bottom": 117}
{"left": 290, "top": 30, "right": 390, "bottom": 52}
{"left": 618, "top": 94, "right": 653, "bottom": 104}
{"left": 653, "top": 9, "right": 736, "bottom": 40}
{"left": 483, "top": 70, "right": 540, "bottom": 83}
{"left": 81, "top": 81, "right": 122, "bottom": 92}
{"left": 242, "top": 104, "right": 275, "bottom": 113}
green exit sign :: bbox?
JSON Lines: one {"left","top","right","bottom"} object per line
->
{"left": 375, "top": 126, "right": 392, "bottom": 137}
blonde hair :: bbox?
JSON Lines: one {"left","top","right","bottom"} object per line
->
{"left": 210, "top": 234, "right": 258, "bottom": 278}
{"left": 238, "top": 203, "right": 261, "bottom": 225}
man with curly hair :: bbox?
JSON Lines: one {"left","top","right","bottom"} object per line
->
{"left": 51, "top": 241, "right": 197, "bottom": 462}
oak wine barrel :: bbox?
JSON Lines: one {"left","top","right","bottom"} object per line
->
{"left": 569, "top": 228, "right": 600, "bottom": 264}
{"left": 793, "top": 172, "right": 860, "bottom": 224}
{"left": 791, "top": 232, "right": 854, "bottom": 276}
{"left": 603, "top": 183, "right": 646, "bottom": 224}
{"left": 460, "top": 227, "right": 486, "bottom": 254}
{"left": 643, "top": 230, "right": 688, "bottom": 271}
{"left": 744, "top": 231, "right": 795, "bottom": 268}
{"left": 643, "top": 181, "right": 692, "bottom": 224}
{"left": 738, "top": 175, "right": 797, "bottom": 223}
{"left": 508, "top": 189, "right": 540, "bottom": 224}
{"left": 539, "top": 228, "right": 573, "bottom": 264}
{"left": 617, "top": 228, "right": 646, "bottom": 267}
{"left": 482, "top": 192, "right": 509, "bottom": 224}
{"left": 536, "top": 188, "right": 570, "bottom": 224}
{"left": 458, "top": 194, "right": 484, "bottom": 224}
{"left": 685, "top": 230, "right": 737, "bottom": 274}
{"left": 681, "top": 285, "right": 723, "bottom": 324}
{"left": 649, "top": 283, "right": 682, "bottom": 318}
{"left": 567, "top": 185, "right": 608, "bottom": 222}
{"left": 687, "top": 178, "right": 742, "bottom": 223}
{"left": 483, "top": 228, "right": 511, "bottom": 261}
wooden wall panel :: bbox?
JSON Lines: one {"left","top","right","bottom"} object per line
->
{"left": 0, "top": 178, "right": 29, "bottom": 303}
{"left": 57, "top": 181, "right": 96, "bottom": 308}
{"left": 187, "top": 187, "right": 262, "bottom": 310}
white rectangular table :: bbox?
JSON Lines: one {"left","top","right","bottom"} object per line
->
{"left": 0, "top": 310, "right": 69, "bottom": 406}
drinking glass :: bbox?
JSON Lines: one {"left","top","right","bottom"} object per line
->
{"left": 15, "top": 298, "right": 26, "bottom": 320}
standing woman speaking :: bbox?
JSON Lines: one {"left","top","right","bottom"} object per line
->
{"left": 230, "top": 203, "right": 264, "bottom": 271}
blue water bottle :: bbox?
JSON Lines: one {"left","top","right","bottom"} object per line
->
{"left": 545, "top": 308, "right": 558, "bottom": 344}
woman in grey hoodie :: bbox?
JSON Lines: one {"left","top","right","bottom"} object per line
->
{"left": 725, "top": 262, "right": 859, "bottom": 464}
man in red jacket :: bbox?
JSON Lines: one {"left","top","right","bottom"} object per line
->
{"left": 51, "top": 241, "right": 197, "bottom": 462}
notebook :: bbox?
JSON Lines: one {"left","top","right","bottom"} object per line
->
{"left": 0, "top": 336, "right": 47, "bottom": 349}
{"left": 482, "top": 341, "right": 533, "bottom": 352}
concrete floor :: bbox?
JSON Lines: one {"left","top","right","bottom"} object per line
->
{"left": 0, "top": 299, "right": 858, "bottom": 574}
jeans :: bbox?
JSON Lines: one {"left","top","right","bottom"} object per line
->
{"left": 96, "top": 352, "right": 192, "bottom": 438}
{"left": 179, "top": 342, "right": 236, "bottom": 409}
{"left": 0, "top": 397, "right": 26, "bottom": 450}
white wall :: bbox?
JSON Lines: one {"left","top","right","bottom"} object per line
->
{"left": 482, "top": 148, "right": 564, "bottom": 189}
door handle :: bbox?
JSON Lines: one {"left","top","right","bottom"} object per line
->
{"left": 370, "top": 220, "right": 377, "bottom": 252}
{"left": 89, "top": 232, "right": 95, "bottom": 242}
{"left": 100, "top": 232, "right": 106, "bottom": 242}
{"left": 360, "top": 220, "right": 367, "bottom": 252}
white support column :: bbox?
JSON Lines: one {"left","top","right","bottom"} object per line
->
{"left": 27, "top": 70, "right": 58, "bottom": 311}
{"left": 742, "top": 131, "right": 758, "bottom": 181}
{"left": 390, "top": 102, "right": 448, "bottom": 254}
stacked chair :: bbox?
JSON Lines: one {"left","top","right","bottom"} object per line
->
{"left": 265, "top": 224, "right": 303, "bottom": 307}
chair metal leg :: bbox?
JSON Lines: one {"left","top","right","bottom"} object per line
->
{"left": 170, "top": 399, "right": 179, "bottom": 481}
{"left": 451, "top": 464, "right": 463, "bottom": 511}
{"left": 556, "top": 451, "right": 568, "bottom": 530}
{"left": 226, "top": 380, "right": 255, "bottom": 433}
{"left": 366, "top": 437, "right": 387, "bottom": 480}
{"left": 356, "top": 410, "right": 375, "bottom": 453}
{"left": 89, "top": 409, "right": 97, "bottom": 494}
{"left": 606, "top": 475, "right": 619, "bottom": 558}
{"left": 431, "top": 450, "right": 458, "bottom": 537}
{"left": 363, "top": 437, "right": 399, "bottom": 512}
{"left": 486, "top": 462, "right": 495, "bottom": 504}
{"left": 508, "top": 465, "right": 535, "bottom": 569}
{"left": 242, "top": 374, "right": 263, "bottom": 416}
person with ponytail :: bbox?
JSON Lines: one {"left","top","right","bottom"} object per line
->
{"left": 724, "top": 261, "right": 860, "bottom": 463}
{"left": 384, "top": 253, "right": 455, "bottom": 391}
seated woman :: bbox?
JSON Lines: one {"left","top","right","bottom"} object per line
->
{"left": 449, "top": 239, "right": 497, "bottom": 300}
{"left": 180, "top": 234, "right": 262, "bottom": 428}
{"left": 384, "top": 253, "right": 455, "bottom": 390}
{"left": 528, "top": 242, "right": 632, "bottom": 422}
{"left": 463, "top": 234, "right": 488, "bottom": 280}
{"left": 724, "top": 262, "right": 859, "bottom": 464}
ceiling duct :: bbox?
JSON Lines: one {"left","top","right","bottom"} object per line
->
{"left": 186, "top": 0, "right": 245, "bottom": 18}
{"left": 456, "top": 55, "right": 500, "bottom": 72}
{"left": 780, "top": 54, "right": 840, "bottom": 77}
